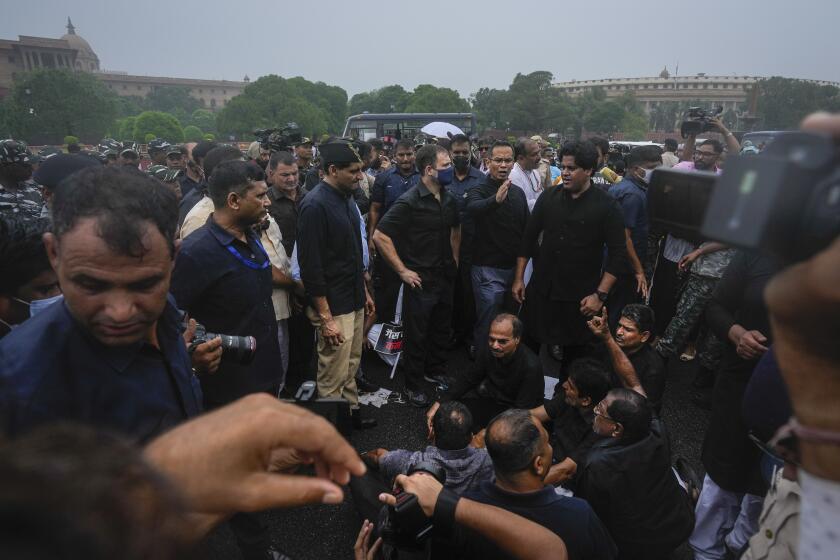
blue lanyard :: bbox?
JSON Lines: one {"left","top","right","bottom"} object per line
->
{"left": 226, "top": 237, "right": 270, "bottom": 270}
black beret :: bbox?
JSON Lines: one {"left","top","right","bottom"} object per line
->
{"left": 33, "top": 153, "right": 101, "bottom": 189}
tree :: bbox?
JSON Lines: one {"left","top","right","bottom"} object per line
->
{"left": 144, "top": 86, "right": 201, "bottom": 116}
{"left": 189, "top": 109, "right": 216, "bottom": 133}
{"left": 63, "top": 135, "right": 79, "bottom": 145}
{"left": 756, "top": 77, "right": 840, "bottom": 130}
{"left": 2, "top": 68, "right": 118, "bottom": 144}
{"left": 133, "top": 111, "right": 184, "bottom": 143}
{"left": 471, "top": 87, "right": 507, "bottom": 130}
{"left": 584, "top": 101, "right": 624, "bottom": 134}
{"left": 347, "top": 85, "right": 411, "bottom": 115}
{"left": 183, "top": 125, "right": 204, "bottom": 142}
{"left": 216, "top": 75, "right": 344, "bottom": 139}
{"left": 404, "top": 85, "right": 471, "bottom": 113}
{"left": 117, "top": 116, "right": 137, "bottom": 140}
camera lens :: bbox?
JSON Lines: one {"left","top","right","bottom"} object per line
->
{"left": 210, "top": 333, "right": 257, "bottom": 365}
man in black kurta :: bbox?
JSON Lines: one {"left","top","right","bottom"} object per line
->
{"left": 512, "top": 140, "right": 626, "bottom": 373}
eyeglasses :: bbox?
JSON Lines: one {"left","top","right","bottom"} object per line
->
{"left": 490, "top": 158, "right": 514, "bottom": 164}
{"left": 593, "top": 401, "right": 616, "bottom": 423}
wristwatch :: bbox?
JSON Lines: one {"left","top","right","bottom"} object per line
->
{"left": 596, "top": 290, "right": 609, "bottom": 303}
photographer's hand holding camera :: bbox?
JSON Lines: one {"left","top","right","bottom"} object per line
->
{"left": 681, "top": 115, "right": 741, "bottom": 165}
{"left": 183, "top": 315, "right": 223, "bottom": 374}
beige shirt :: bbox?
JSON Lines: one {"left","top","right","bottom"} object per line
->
{"left": 661, "top": 151, "right": 680, "bottom": 168}
{"left": 742, "top": 470, "right": 800, "bottom": 560}
{"left": 180, "top": 196, "right": 291, "bottom": 321}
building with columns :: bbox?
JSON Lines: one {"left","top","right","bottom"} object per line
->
{"left": 553, "top": 67, "right": 840, "bottom": 114}
{"left": 0, "top": 18, "right": 245, "bottom": 109}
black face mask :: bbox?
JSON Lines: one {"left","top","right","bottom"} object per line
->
{"left": 452, "top": 155, "right": 470, "bottom": 170}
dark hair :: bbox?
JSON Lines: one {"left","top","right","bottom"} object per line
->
{"left": 567, "top": 358, "right": 612, "bottom": 404}
{"left": 191, "top": 140, "right": 217, "bottom": 164}
{"left": 514, "top": 138, "right": 536, "bottom": 160}
{"left": 613, "top": 160, "right": 626, "bottom": 174}
{"left": 52, "top": 166, "right": 178, "bottom": 258}
{"left": 491, "top": 313, "right": 523, "bottom": 338}
{"left": 606, "top": 388, "right": 652, "bottom": 442}
{"left": 478, "top": 137, "right": 494, "bottom": 149}
{"left": 699, "top": 139, "right": 724, "bottom": 154}
{"left": 485, "top": 409, "right": 541, "bottom": 477}
{"left": 415, "top": 144, "right": 448, "bottom": 175}
{"left": 664, "top": 138, "right": 678, "bottom": 151}
{"left": 0, "top": 216, "right": 52, "bottom": 296}
{"left": 0, "top": 424, "right": 194, "bottom": 560}
{"left": 589, "top": 136, "right": 610, "bottom": 156}
{"left": 268, "top": 150, "right": 296, "bottom": 171}
{"left": 203, "top": 145, "right": 243, "bottom": 178}
{"left": 449, "top": 134, "right": 471, "bottom": 148}
{"left": 208, "top": 160, "right": 265, "bottom": 208}
{"left": 432, "top": 401, "right": 473, "bottom": 450}
{"left": 620, "top": 304, "right": 655, "bottom": 336}
{"left": 559, "top": 140, "right": 599, "bottom": 171}
{"left": 626, "top": 146, "right": 662, "bottom": 168}
{"left": 394, "top": 139, "right": 415, "bottom": 153}
{"left": 489, "top": 140, "right": 514, "bottom": 158}
{"left": 368, "top": 138, "right": 384, "bottom": 151}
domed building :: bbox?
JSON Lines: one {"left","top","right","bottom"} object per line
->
{"left": 0, "top": 18, "right": 245, "bottom": 109}
{"left": 60, "top": 18, "right": 99, "bottom": 72}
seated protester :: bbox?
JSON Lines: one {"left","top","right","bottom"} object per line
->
{"left": 530, "top": 359, "right": 612, "bottom": 491}
{"left": 427, "top": 314, "right": 544, "bottom": 431}
{"left": 586, "top": 304, "right": 665, "bottom": 412}
{"left": 458, "top": 409, "right": 617, "bottom": 560}
{"left": 0, "top": 216, "right": 61, "bottom": 338}
{"left": 352, "top": 401, "right": 494, "bottom": 522}
{"left": 366, "top": 401, "right": 494, "bottom": 492}
{"left": 576, "top": 389, "right": 694, "bottom": 560}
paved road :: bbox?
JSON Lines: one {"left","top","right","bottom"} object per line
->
{"left": 205, "top": 344, "right": 711, "bottom": 559}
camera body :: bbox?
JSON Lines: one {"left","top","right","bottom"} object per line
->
{"left": 378, "top": 462, "right": 447, "bottom": 550}
{"left": 648, "top": 131, "right": 840, "bottom": 262}
{"left": 254, "top": 123, "right": 303, "bottom": 153}
{"left": 288, "top": 381, "right": 352, "bottom": 438}
{"left": 680, "top": 106, "right": 723, "bottom": 138}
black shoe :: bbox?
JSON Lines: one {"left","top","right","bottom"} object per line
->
{"left": 352, "top": 409, "right": 377, "bottom": 430}
{"left": 674, "top": 456, "right": 702, "bottom": 506}
{"left": 406, "top": 388, "right": 430, "bottom": 408}
{"left": 356, "top": 370, "right": 380, "bottom": 393}
{"left": 549, "top": 344, "right": 564, "bottom": 362}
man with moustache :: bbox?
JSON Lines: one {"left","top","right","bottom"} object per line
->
{"left": 466, "top": 140, "right": 529, "bottom": 345}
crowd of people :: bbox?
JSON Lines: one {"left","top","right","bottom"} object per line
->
{"left": 0, "top": 110, "right": 838, "bottom": 560}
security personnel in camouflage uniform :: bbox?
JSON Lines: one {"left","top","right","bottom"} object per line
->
{"left": 0, "top": 139, "right": 43, "bottom": 220}
{"left": 147, "top": 138, "right": 171, "bottom": 166}
{"left": 654, "top": 241, "right": 733, "bottom": 378}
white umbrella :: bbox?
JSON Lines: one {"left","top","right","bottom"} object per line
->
{"left": 421, "top": 121, "right": 464, "bottom": 138}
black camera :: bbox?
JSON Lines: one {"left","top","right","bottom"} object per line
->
{"left": 648, "top": 131, "right": 840, "bottom": 263}
{"left": 680, "top": 106, "right": 723, "bottom": 138}
{"left": 377, "top": 462, "right": 447, "bottom": 550}
{"left": 254, "top": 123, "right": 303, "bottom": 153}
{"left": 286, "top": 381, "right": 352, "bottom": 438}
{"left": 182, "top": 315, "right": 257, "bottom": 366}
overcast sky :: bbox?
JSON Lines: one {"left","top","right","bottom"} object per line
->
{"left": 3, "top": 0, "right": 838, "bottom": 98}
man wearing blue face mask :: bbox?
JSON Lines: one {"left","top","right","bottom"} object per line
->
{"left": 0, "top": 216, "right": 61, "bottom": 338}
{"left": 373, "top": 144, "right": 461, "bottom": 407}
{"left": 605, "top": 146, "right": 661, "bottom": 329}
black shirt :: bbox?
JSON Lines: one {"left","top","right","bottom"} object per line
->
{"left": 376, "top": 182, "right": 460, "bottom": 281}
{"left": 594, "top": 342, "right": 666, "bottom": 413}
{"left": 178, "top": 184, "right": 206, "bottom": 227}
{"left": 576, "top": 420, "right": 694, "bottom": 554}
{"left": 442, "top": 344, "right": 544, "bottom": 410}
{"left": 170, "top": 215, "right": 282, "bottom": 406}
{"left": 543, "top": 397, "right": 603, "bottom": 475}
{"left": 466, "top": 175, "right": 529, "bottom": 269}
{"left": 520, "top": 183, "right": 626, "bottom": 301}
{"left": 297, "top": 181, "right": 366, "bottom": 316}
{"left": 266, "top": 185, "right": 301, "bottom": 257}
{"left": 0, "top": 297, "right": 202, "bottom": 443}
{"left": 459, "top": 482, "right": 618, "bottom": 560}
{"left": 370, "top": 167, "right": 421, "bottom": 213}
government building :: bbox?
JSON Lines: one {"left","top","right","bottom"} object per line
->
{"left": 0, "top": 19, "right": 245, "bottom": 110}
{"left": 553, "top": 67, "right": 840, "bottom": 114}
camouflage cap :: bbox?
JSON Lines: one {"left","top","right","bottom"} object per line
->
{"left": 147, "top": 138, "right": 171, "bottom": 152}
{"left": 0, "top": 139, "right": 32, "bottom": 166}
